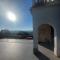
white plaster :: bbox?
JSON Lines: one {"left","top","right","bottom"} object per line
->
{"left": 32, "top": 6, "right": 60, "bottom": 56}
{"left": 54, "top": 36, "right": 58, "bottom": 56}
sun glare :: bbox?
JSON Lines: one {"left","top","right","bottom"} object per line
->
{"left": 6, "top": 11, "right": 16, "bottom": 22}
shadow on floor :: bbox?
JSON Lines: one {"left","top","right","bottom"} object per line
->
{"left": 33, "top": 49, "right": 50, "bottom": 60}
{"left": 38, "top": 40, "right": 54, "bottom": 51}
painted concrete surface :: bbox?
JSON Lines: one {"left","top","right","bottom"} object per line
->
{"left": 0, "top": 39, "right": 60, "bottom": 60}
{"left": 0, "top": 39, "right": 38, "bottom": 60}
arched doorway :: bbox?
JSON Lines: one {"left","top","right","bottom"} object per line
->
{"left": 38, "top": 24, "right": 54, "bottom": 51}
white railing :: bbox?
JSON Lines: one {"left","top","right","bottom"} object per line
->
{"left": 32, "top": 0, "right": 60, "bottom": 7}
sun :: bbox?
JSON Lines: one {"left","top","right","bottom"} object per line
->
{"left": 6, "top": 11, "right": 16, "bottom": 22}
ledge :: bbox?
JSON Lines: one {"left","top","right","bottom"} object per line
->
{"left": 32, "top": 2, "right": 60, "bottom": 8}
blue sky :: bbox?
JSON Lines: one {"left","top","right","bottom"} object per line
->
{"left": 0, "top": 0, "right": 32, "bottom": 31}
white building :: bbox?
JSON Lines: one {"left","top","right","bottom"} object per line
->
{"left": 32, "top": 0, "right": 60, "bottom": 57}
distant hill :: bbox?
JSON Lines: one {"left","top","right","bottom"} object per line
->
{"left": 0, "top": 30, "right": 33, "bottom": 39}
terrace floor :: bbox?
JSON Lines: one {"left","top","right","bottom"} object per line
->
{"left": 0, "top": 39, "right": 60, "bottom": 60}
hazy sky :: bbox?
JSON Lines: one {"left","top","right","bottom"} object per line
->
{"left": 0, "top": 0, "right": 32, "bottom": 31}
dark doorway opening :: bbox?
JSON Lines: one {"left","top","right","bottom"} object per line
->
{"left": 38, "top": 24, "right": 54, "bottom": 51}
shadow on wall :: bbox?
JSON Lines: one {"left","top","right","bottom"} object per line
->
{"left": 38, "top": 24, "right": 54, "bottom": 51}
{"left": 33, "top": 49, "right": 50, "bottom": 60}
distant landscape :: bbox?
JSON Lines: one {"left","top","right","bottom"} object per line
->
{"left": 0, "top": 30, "right": 33, "bottom": 39}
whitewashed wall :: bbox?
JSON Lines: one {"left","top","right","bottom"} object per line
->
{"left": 32, "top": 6, "right": 60, "bottom": 56}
